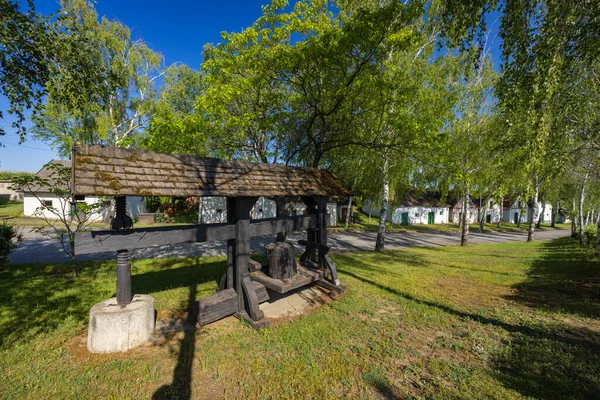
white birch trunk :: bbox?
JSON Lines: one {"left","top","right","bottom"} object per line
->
{"left": 344, "top": 196, "right": 353, "bottom": 230}
{"left": 578, "top": 171, "right": 589, "bottom": 245}
{"left": 551, "top": 199, "right": 558, "bottom": 228}
{"left": 497, "top": 198, "right": 503, "bottom": 228}
{"left": 375, "top": 156, "right": 389, "bottom": 252}
{"left": 461, "top": 187, "right": 470, "bottom": 246}
{"left": 536, "top": 202, "right": 546, "bottom": 229}
{"left": 527, "top": 178, "right": 539, "bottom": 242}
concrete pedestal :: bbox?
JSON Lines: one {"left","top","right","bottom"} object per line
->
{"left": 87, "top": 294, "right": 155, "bottom": 354}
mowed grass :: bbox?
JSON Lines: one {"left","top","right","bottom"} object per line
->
{"left": 0, "top": 199, "right": 23, "bottom": 218}
{"left": 1, "top": 237, "right": 599, "bottom": 399}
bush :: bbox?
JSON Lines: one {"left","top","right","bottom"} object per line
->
{"left": 583, "top": 225, "right": 597, "bottom": 250}
{"left": 0, "top": 223, "right": 22, "bottom": 267}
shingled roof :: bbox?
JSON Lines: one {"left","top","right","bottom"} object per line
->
{"left": 72, "top": 144, "right": 352, "bottom": 198}
{"left": 29, "top": 159, "right": 71, "bottom": 193}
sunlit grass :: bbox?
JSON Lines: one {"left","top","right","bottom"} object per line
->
{"left": 1, "top": 237, "right": 598, "bottom": 399}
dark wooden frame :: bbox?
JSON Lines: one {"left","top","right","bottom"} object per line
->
{"left": 90, "top": 195, "right": 342, "bottom": 329}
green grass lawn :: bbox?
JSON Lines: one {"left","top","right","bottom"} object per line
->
{"left": 0, "top": 198, "right": 23, "bottom": 218}
{"left": 1, "top": 237, "right": 598, "bottom": 399}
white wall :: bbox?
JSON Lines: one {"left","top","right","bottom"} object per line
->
{"left": 391, "top": 206, "right": 449, "bottom": 225}
{"left": 0, "top": 180, "right": 23, "bottom": 201}
{"left": 198, "top": 196, "right": 278, "bottom": 224}
{"left": 502, "top": 201, "right": 552, "bottom": 223}
{"left": 24, "top": 195, "right": 145, "bottom": 222}
{"left": 479, "top": 205, "right": 502, "bottom": 223}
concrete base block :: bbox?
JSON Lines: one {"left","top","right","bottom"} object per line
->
{"left": 87, "top": 294, "right": 155, "bottom": 354}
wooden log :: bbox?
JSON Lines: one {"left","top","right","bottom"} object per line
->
{"left": 298, "top": 239, "right": 330, "bottom": 253}
{"left": 235, "top": 311, "right": 270, "bottom": 330}
{"left": 248, "top": 259, "right": 262, "bottom": 272}
{"left": 241, "top": 274, "right": 264, "bottom": 321}
{"left": 235, "top": 197, "right": 256, "bottom": 313}
{"left": 88, "top": 223, "right": 235, "bottom": 251}
{"left": 196, "top": 288, "right": 238, "bottom": 326}
{"left": 253, "top": 281, "right": 270, "bottom": 303}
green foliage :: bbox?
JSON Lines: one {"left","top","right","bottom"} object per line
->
{"left": 0, "top": 171, "right": 33, "bottom": 180}
{"left": 31, "top": 0, "right": 164, "bottom": 156}
{"left": 0, "top": 0, "right": 53, "bottom": 140}
{"left": 9, "top": 161, "right": 104, "bottom": 273}
{"left": 0, "top": 222, "right": 22, "bottom": 267}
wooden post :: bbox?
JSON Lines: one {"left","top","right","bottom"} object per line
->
{"left": 232, "top": 197, "right": 266, "bottom": 327}
{"left": 302, "top": 197, "right": 318, "bottom": 262}
{"left": 226, "top": 197, "right": 236, "bottom": 290}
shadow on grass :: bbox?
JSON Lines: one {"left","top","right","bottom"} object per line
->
{"left": 0, "top": 256, "right": 226, "bottom": 350}
{"left": 0, "top": 260, "right": 115, "bottom": 348}
{"left": 506, "top": 236, "right": 600, "bottom": 319}
{"left": 339, "top": 243, "right": 600, "bottom": 400}
{"left": 152, "top": 283, "right": 197, "bottom": 400}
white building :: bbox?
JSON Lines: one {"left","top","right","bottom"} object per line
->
{"left": 199, "top": 196, "right": 341, "bottom": 226}
{"left": 501, "top": 198, "right": 553, "bottom": 224}
{"left": 23, "top": 160, "right": 145, "bottom": 222}
{"left": 362, "top": 191, "right": 450, "bottom": 225}
{"left": 474, "top": 197, "right": 503, "bottom": 223}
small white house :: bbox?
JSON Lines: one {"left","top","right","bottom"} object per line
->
{"left": 474, "top": 197, "right": 502, "bottom": 223}
{"left": 198, "top": 196, "right": 341, "bottom": 226}
{"left": 501, "top": 197, "right": 553, "bottom": 224}
{"left": 23, "top": 160, "right": 145, "bottom": 222}
{"left": 362, "top": 191, "right": 450, "bottom": 225}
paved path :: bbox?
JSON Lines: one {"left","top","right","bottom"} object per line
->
{"left": 9, "top": 227, "right": 570, "bottom": 265}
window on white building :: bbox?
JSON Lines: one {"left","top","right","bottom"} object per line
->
{"left": 42, "top": 200, "right": 53, "bottom": 207}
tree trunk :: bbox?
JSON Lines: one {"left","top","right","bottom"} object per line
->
{"left": 536, "top": 201, "right": 546, "bottom": 229}
{"left": 197, "top": 197, "right": 204, "bottom": 224}
{"left": 478, "top": 201, "right": 485, "bottom": 233}
{"left": 527, "top": 178, "right": 539, "bottom": 242}
{"left": 497, "top": 197, "right": 503, "bottom": 228}
{"left": 461, "top": 188, "right": 470, "bottom": 246}
{"left": 585, "top": 210, "right": 591, "bottom": 226}
{"left": 375, "top": 157, "right": 389, "bottom": 252}
{"left": 344, "top": 196, "right": 353, "bottom": 230}
{"left": 275, "top": 198, "right": 295, "bottom": 242}
{"left": 596, "top": 215, "right": 600, "bottom": 257}
{"left": 578, "top": 172, "right": 589, "bottom": 245}
{"left": 551, "top": 200, "right": 558, "bottom": 228}
{"left": 368, "top": 206, "right": 372, "bottom": 224}
{"left": 69, "top": 233, "right": 77, "bottom": 276}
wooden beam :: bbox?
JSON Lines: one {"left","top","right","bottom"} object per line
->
{"left": 249, "top": 215, "right": 317, "bottom": 236}
{"left": 88, "top": 223, "right": 235, "bottom": 251}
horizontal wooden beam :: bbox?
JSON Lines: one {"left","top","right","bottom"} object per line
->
{"left": 83, "top": 215, "right": 320, "bottom": 252}
{"left": 89, "top": 222, "right": 235, "bottom": 251}
{"left": 249, "top": 215, "right": 317, "bottom": 236}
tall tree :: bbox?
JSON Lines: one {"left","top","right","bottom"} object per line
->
{"left": 31, "top": 0, "right": 164, "bottom": 155}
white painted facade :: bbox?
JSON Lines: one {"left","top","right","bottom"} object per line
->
{"left": 198, "top": 197, "right": 339, "bottom": 226}
{"left": 391, "top": 206, "right": 449, "bottom": 225}
{"left": 502, "top": 200, "right": 552, "bottom": 224}
{"left": 24, "top": 194, "right": 145, "bottom": 222}
{"left": 0, "top": 180, "right": 23, "bottom": 201}
{"left": 361, "top": 199, "right": 449, "bottom": 225}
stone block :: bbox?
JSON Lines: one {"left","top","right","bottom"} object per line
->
{"left": 87, "top": 294, "right": 155, "bottom": 354}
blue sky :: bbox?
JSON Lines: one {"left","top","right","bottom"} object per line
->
{"left": 0, "top": 0, "right": 269, "bottom": 172}
{"left": 0, "top": 0, "right": 502, "bottom": 173}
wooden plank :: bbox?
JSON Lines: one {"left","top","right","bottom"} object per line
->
{"left": 249, "top": 215, "right": 317, "bottom": 236}
{"left": 235, "top": 197, "right": 256, "bottom": 313}
{"left": 253, "top": 281, "right": 270, "bottom": 303}
{"left": 250, "top": 264, "right": 324, "bottom": 294}
{"left": 196, "top": 289, "right": 238, "bottom": 326}
{"left": 88, "top": 223, "right": 235, "bottom": 251}
{"left": 242, "top": 274, "right": 264, "bottom": 321}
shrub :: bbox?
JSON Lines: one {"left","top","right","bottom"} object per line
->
{"left": 0, "top": 223, "right": 23, "bottom": 267}
{"left": 583, "top": 225, "right": 597, "bottom": 250}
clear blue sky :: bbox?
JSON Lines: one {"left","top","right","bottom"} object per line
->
{"left": 0, "top": 0, "right": 269, "bottom": 172}
{"left": 0, "top": 0, "right": 502, "bottom": 173}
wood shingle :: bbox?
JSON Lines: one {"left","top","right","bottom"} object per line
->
{"left": 72, "top": 144, "right": 352, "bottom": 198}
